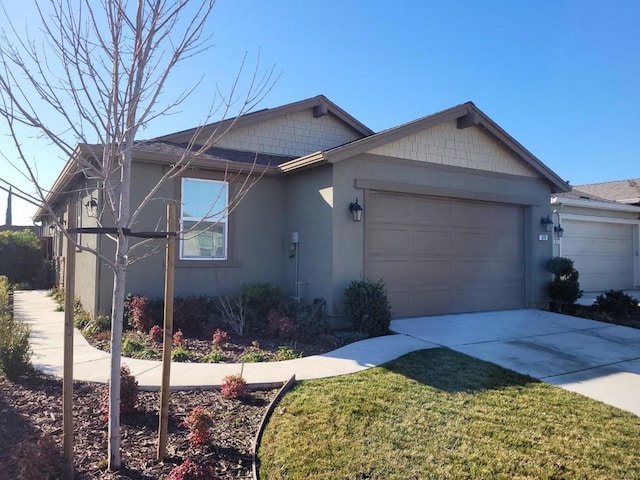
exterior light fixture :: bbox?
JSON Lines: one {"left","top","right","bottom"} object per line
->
{"left": 554, "top": 224, "right": 564, "bottom": 238}
{"left": 540, "top": 216, "right": 553, "bottom": 232}
{"left": 349, "top": 198, "right": 363, "bottom": 222}
{"left": 85, "top": 198, "right": 98, "bottom": 218}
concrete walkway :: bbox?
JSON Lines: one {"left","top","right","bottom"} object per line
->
{"left": 15, "top": 290, "right": 640, "bottom": 416}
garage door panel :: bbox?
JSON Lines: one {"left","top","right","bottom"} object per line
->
{"left": 368, "top": 227, "right": 410, "bottom": 251}
{"left": 369, "top": 195, "right": 411, "bottom": 222}
{"left": 366, "top": 192, "right": 525, "bottom": 317}
{"left": 562, "top": 220, "right": 634, "bottom": 291}
{"left": 409, "top": 261, "right": 452, "bottom": 283}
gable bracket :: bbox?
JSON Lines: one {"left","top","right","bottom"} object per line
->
{"left": 313, "top": 100, "right": 328, "bottom": 118}
{"left": 456, "top": 111, "right": 479, "bottom": 129}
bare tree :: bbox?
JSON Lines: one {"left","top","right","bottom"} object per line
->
{"left": 0, "top": 0, "right": 274, "bottom": 470}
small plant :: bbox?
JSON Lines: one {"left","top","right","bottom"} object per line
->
{"left": 239, "top": 349, "right": 268, "bottom": 363}
{"left": 14, "top": 434, "right": 64, "bottom": 480}
{"left": 217, "top": 295, "right": 247, "bottom": 335}
{"left": 594, "top": 290, "right": 639, "bottom": 319}
{"left": 122, "top": 336, "right": 146, "bottom": 358}
{"left": 73, "top": 311, "right": 92, "bottom": 331}
{"left": 173, "top": 329, "right": 186, "bottom": 347}
{"left": 276, "top": 345, "right": 302, "bottom": 360}
{"left": 545, "top": 257, "right": 582, "bottom": 313}
{"left": 129, "top": 295, "right": 153, "bottom": 333}
{"left": 267, "top": 309, "right": 296, "bottom": 340}
{"left": 167, "top": 458, "right": 216, "bottom": 480}
{"left": 212, "top": 328, "right": 230, "bottom": 348}
{"left": 101, "top": 365, "right": 139, "bottom": 421}
{"left": 221, "top": 374, "right": 247, "bottom": 399}
{"left": 241, "top": 282, "right": 284, "bottom": 333}
{"left": 182, "top": 407, "right": 215, "bottom": 446}
{"left": 0, "top": 311, "right": 32, "bottom": 380}
{"left": 148, "top": 324, "right": 163, "bottom": 343}
{"left": 201, "top": 349, "right": 226, "bottom": 363}
{"left": 82, "top": 314, "right": 111, "bottom": 336}
{"left": 344, "top": 279, "right": 392, "bottom": 337}
{"left": 171, "top": 346, "right": 194, "bottom": 362}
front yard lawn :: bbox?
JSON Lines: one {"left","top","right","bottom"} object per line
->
{"left": 259, "top": 348, "right": 640, "bottom": 480}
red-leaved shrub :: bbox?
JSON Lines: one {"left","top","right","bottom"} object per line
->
{"left": 167, "top": 458, "right": 217, "bottom": 480}
{"left": 173, "top": 329, "right": 186, "bottom": 347}
{"left": 211, "top": 329, "right": 229, "bottom": 348}
{"left": 148, "top": 324, "right": 163, "bottom": 343}
{"left": 267, "top": 309, "right": 296, "bottom": 340}
{"left": 182, "top": 407, "right": 214, "bottom": 446}
{"left": 129, "top": 295, "right": 153, "bottom": 333}
{"left": 100, "top": 365, "right": 139, "bottom": 421}
{"left": 221, "top": 374, "right": 247, "bottom": 400}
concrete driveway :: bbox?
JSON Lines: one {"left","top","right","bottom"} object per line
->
{"left": 391, "top": 309, "right": 640, "bottom": 416}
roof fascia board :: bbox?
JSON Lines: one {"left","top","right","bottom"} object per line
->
{"left": 133, "top": 150, "right": 278, "bottom": 176}
{"left": 551, "top": 195, "right": 640, "bottom": 213}
{"left": 278, "top": 151, "right": 326, "bottom": 173}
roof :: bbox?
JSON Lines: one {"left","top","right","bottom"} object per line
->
{"left": 283, "top": 102, "right": 570, "bottom": 193}
{"left": 551, "top": 188, "right": 640, "bottom": 213}
{"left": 573, "top": 179, "right": 640, "bottom": 205}
{"left": 157, "top": 95, "right": 374, "bottom": 144}
{"left": 553, "top": 188, "right": 620, "bottom": 204}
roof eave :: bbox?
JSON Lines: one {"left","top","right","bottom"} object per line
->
{"left": 551, "top": 195, "right": 640, "bottom": 213}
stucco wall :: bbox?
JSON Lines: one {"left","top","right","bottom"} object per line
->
{"left": 282, "top": 164, "right": 334, "bottom": 306}
{"left": 331, "top": 154, "right": 554, "bottom": 315}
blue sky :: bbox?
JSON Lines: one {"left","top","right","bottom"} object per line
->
{"left": 1, "top": 0, "right": 639, "bottom": 224}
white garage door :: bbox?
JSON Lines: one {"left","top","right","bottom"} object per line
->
{"left": 561, "top": 219, "right": 635, "bottom": 291}
{"left": 365, "top": 191, "right": 525, "bottom": 317}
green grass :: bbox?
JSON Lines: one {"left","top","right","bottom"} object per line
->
{"left": 259, "top": 348, "right": 640, "bottom": 480}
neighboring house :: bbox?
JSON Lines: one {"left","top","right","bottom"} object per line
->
{"left": 35, "top": 95, "right": 569, "bottom": 319}
{"left": 551, "top": 188, "right": 640, "bottom": 292}
{"left": 573, "top": 179, "right": 640, "bottom": 206}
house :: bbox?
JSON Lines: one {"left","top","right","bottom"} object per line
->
{"left": 551, "top": 187, "right": 640, "bottom": 292}
{"left": 35, "top": 95, "right": 570, "bottom": 319}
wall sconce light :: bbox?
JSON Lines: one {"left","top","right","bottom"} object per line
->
{"left": 554, "top": 224, "right": 564, "bottom": 238}
{"left": 540, "top": 215, "right": 553, "bottom": 232}
{"left": 349, "top": 198, "right": 363, "bottom": 222}
{"left": 85, "top": 198, "right": 98, "bottom": 218}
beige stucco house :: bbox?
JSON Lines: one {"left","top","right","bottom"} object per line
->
{"left": 36, "top": 95, "right": 570, "bottom": 319}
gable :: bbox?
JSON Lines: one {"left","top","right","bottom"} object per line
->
{"left": 366, "top": 119, "right": 538, "bottom": 178}
{"left": 216, "top": 108, "right": 364, "bottom": 157}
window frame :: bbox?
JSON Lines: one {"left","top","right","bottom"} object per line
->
{"left": 179, "top": 177, "right": 229, "bottom": 261}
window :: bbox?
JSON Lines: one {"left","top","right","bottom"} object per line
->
{"left": 180, "top": 178, "right": 229, "bottom": 260}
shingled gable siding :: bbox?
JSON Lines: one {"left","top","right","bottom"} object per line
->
{"left": 215, "top": 109, "right": 363, "bottom": 157}
{"left": 367, "top": 120, "right": 537, "bottom": 177}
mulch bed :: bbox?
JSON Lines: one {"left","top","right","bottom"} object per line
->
{"left": 0, "top": 371, "right": 278, "bottom": 479}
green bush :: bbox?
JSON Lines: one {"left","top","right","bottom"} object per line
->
{"left": 241, "top": 283, "right": 284, "bottom": 333}
{"left": 276, "top": 345, "right": 302, "bottom": 360}
{"left": 343, "top": 279, "right": 392, "bottom": 337}
{"left": 0, "top": 230, "right": 45, "bottom": 286}
{"left": 280, "top": 297, "right": 327, "bottom": 340}
{"left": 594, "top": 290, "right": 639, "bottom": 319}
{"left": 122, "top": 336, "right": 146, "bottom": 357}
{"left": 201, "top": 349, "right": 226, "bottom": 363}
{"left": 239, "top": 349, "right": 268, "bottom": 363}
{"left": 545, "top": 257, "right": 582, "bottom": 312}
{"left": 83, "top": 315, "right": 111, "bottom": 336}
{"left": 171, "top": 346, "right": 194, "bottom": 362}
{"left": 0, "top": 313, "right": 32, "bottom": 380}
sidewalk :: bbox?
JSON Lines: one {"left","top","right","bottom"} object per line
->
{"left": 15, "top": 290, "right": 434, "bottom": 390}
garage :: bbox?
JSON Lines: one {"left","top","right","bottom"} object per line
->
{"left": 561, "top": 219, "right": 635, "bottom": 291}
{"left": 365, "top": 191, "right": 526, "bottom": 317}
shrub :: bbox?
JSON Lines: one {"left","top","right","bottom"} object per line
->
{"left": 173, "top": 329, "right": 186, "bottom": 347}
{"left": 238, "top": 349, "right": 268, "bottom": 363}
{"left": 594, "top": 290, "right": 639, "bottom": 319}
{"left": 171, "top": 346, "right": 194, "bottom": 362}
{"left": 167, "top": 459, "right": 216, "bottom": 480}
{"left": 212, "top": 329, "right": 229, "bottom": 348}
{"left": 276, "top": 345, "right": 302, "bottom": 360}
{"left": 173, "top": 295, "right": 213, "bottom": 336}
{"left": 279, "top": 297, "right": 327, "bottom": 340}
{"left": 122, "top": 336, "right": 147, "bottom": 358}
{"left": 0, "top": 309, "right": 32, "bottom": 380}
{"left": 83, "top": 315, "right": 111, "bottom": 336}
{"left": 73, "top": 311, "right": 92, "bottom": 331}
{"left": 343, "top": 279, "right": 392, "bottom": 337}
{"left": 182, "top": 407, "right": 214, "bottom": 446}
{"left": 14, "top": 434, "right": 64, "bottom": 480}
{"left": 221, "top": 374, "right": 247, "bottom": 399}
{"left": 101, "top": 365, "right": 138, "bottom": 421}
{"left": 241, "top": 283, "right": 284, "bottom": 333}
{"left": 217, "top": 295, "right": 247, "bottom": 336}
{"left": 129, "top": 295, "right": 153, "bottom": 333}
{"left": 267, "top": 309, "right": 296, "bottom": 340}
{"left": 148, "top": 324, "right": 163, "bottom": 343}
{"left": 0, "top": 230, "right": 45, "bottom": 286}
{"left": 545, "top": 257, "right": 582, "bottom": 313}
{"left": 201, "top": 349, "right": 226, "bottom": 363}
